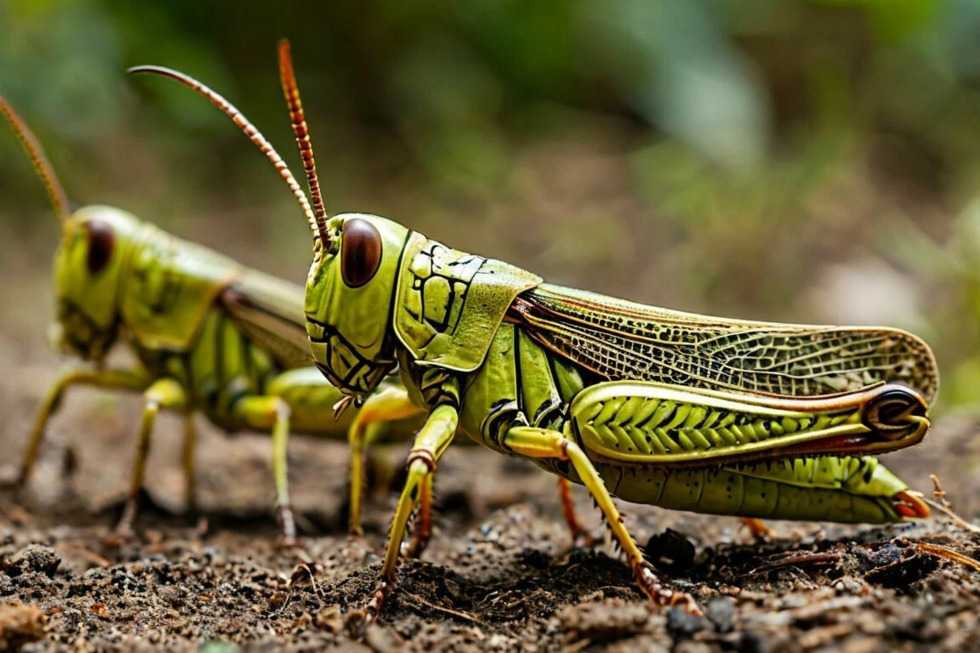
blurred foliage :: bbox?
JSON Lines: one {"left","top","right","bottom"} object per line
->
{"left": 1, "top": 0, "right": 980, "bottom": 411}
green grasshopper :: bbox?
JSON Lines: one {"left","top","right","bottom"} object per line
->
{"left": 139, "top": 42, "right": 937, "bottom": 617}
{"left": 0, "top": 94, "right": 419, "bottom": 543}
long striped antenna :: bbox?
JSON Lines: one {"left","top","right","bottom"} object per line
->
{"left": 277, "top": 40, "right": 331, "bottom": 247}
{"left": 0, "top": 95, "right": 71, "bottom": 223}
{"left": 127, "top": 65, "right": 322, "bottom": 245}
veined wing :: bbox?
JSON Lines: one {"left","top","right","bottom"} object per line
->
{"left": 508, "top": 283, "right": 939, "bottom": 405}
{"left": 221, "top": 269, "right": 312, "bottom": 370}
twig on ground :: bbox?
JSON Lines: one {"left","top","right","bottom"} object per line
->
{"left": 913, "top": 542, "right": 980, "bottom": 573}
{"left": 750, "top": 551, "right": 840, "bottom": 575}
{"left": 922, "top": 476, "right": 980, "bottom": 534}
{"left": 401, "top": 589, "right": 495, "bottom": 631}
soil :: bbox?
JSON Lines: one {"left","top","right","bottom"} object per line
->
{"left": 2, "top": 343, "right": 980, "bottom": 653}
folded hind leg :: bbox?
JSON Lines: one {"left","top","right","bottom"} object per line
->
{"left": 502, "top": 426, "right": 700, "bottom": 612}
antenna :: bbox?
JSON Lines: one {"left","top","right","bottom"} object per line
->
{"left": 277, "top": 40, "right": 331, "bottom": 246}
{"left": 0, "top": 95, "right": 71, "bottom": 223}
{"left": 128, "top": 65, "right": 322, "bottom": 244}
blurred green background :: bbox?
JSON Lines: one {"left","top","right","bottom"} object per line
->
{"left": 2, "top": 0, "right": 980, "bottom": 417}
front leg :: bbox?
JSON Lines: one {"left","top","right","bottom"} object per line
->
{"left": 257, "top": 370, "right": 422, "bottom": 544}
{"left": 346, "top": 385, "right": 424, "bottom": 537}
{"left": 357, "top": 403, "right": 458, "bottom": 625}
{"left": 2, "top": 367, "right": 148, "bottom": 489}
{"left": 401, "top": 472, "right": 433, "bottom": 559}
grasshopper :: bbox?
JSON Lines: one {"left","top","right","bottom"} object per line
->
{"left": 139, "top": 42, "right": 938, "bottom": 617}
{"left": 0, "top": 95, "right": 420, "bottom": 543}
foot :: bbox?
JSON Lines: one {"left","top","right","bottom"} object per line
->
{"left": 741, "top": 517, "right": 773, "bottom": 541}
{"left": 276, "top": 504, "right": 299, "bottom": 548}
{"left": 635, "top": 561, "right": 702, "bottom": 615}
{"left": 346, "top": 577, "right": 395, "bottom": 635}
{"left": 108, "top": 498, "right": 140, "bottom": 544}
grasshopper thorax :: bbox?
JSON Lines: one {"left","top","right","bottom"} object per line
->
{"left": 304, "top": 213, "right": 410, "bottom": 398}
{"left": 51, "top": 206, "right": 144, "bottom": 361}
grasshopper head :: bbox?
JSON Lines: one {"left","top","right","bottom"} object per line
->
{"left": 51, "top": 206, "right": 142, "bottom": 361}
{"left": 0, "top": 98, "right": 139, "bottom": 363}
{"left": 304, "top": 213, "right": 410, "bottom": 398}
{"left": 128, "top": 47, "right": 415, "bottom": 396}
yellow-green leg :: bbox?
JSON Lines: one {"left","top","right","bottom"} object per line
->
{"left": 502, "top": 426, "right": 700, "bottom": 613}
{"left": 116, "top": 378, "right": 188, "bottom": 537}
{"left": 232, "top": 395, "right": 295, "bottom": 544}
{"left": 1, "top": 367, "right": 148, "bottom": 489}
{"left": 346, "top": 386, "right": 424, "bottom": 537}
{"left": 359, "top": 404, "right": 458, "bottom": 624}
{"left": 557, "top": 476, "right": 594, "bottom": 546}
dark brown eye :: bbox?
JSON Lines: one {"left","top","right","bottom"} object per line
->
{"left": 83, "top": 220, "right": 115, "bottom": 274}
{"left": 341, "top": 218, "right": 382, "bottom": 288}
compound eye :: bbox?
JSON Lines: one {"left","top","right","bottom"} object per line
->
{"left": 84, "top": 220, "right": 115, "bottom": 274}
{"left": 341, "top": 218, "right": 382, "bottom": 288}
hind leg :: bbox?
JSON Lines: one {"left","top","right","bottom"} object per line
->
{"left": 502, "top": 426, "right": 700, "bottom": 613}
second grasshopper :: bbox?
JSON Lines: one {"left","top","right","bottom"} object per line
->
{"left": 0, "top": 95, "right": 421, "bottom": 542}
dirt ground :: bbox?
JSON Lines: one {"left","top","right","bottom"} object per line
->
{"left": 2, "top": 324, "right": 980, "bottom": 653}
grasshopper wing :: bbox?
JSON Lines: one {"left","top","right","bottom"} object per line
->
{"left": 221, "top": 270, "right": 313, "bottom": 369}
{"left": 509, "top": 283, "right": 938, "bottom": 404}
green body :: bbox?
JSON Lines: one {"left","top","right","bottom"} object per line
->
{"left": 52, "top": 205, "right": 351, "bottom": 435}
{"left": 0, "top": 95, "right": 416, "bottom": 538}
{"left": 405, "top": 321, "right": 917, "bottom": 523}
{"left": 306, "top": 213, "right": 937, "bottom": 523}
{"left": 599, "top": 456, "right": 910, "bottom": 524}
{"left": 17, "top": 203, "right": 419, "bottom": 538}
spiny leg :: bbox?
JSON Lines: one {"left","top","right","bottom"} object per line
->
{"left": 233, "top": 395, "right": 296, "bottom": 544}
{"left": 357, "top": 404, "right": 458, "bottom": 626}
{"left": 116, "top": 378, "right": 188, "bottom": 537}
{"left": 557, "top": 476, "right": 594, "bottom": 546}
{"left": 502, "top": 426, "right": 700, "bottom": 613}
{"left": 346, "top": 385, "right": 424, "bottom": 537}
{"left": 2, "top": 368, "right": 148, "bottom": 489}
